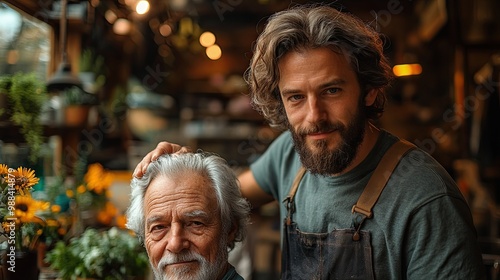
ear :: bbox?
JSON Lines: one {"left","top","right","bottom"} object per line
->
{"left": 364, "top": 89, "right": 378, "bottom": 107}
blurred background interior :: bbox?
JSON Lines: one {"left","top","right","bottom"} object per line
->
{"left": 0, "top": 0, "right": 499, "bottom": 279}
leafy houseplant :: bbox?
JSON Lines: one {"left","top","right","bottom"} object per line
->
{"left": 62, "top": 86, "right": 96, "bottom": 127}
{"left": 63, "top": 86, "right": 96, "bottom": 106}
{"left": 0, "top": 73, "right": 47, "bottom": 162}
{"left": 79, "top": 49, "right": 106, "bottom": 94}
{"left": 79, "top": 49, "right": 104, "bottom": 75}
{"left": 46, "top": 227, "right": 149, "bottom": 280}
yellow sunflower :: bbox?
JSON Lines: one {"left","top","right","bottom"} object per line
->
{"left": 66, "top": 189, "right": 74, "bottom": 198}
{"left": 2, "top": 221, "right": 16, "bottom": 233}
{"left": 13, "top": 167, "right": 39, "bottom": 194}
{"left": 76, "top": 184, "right": 87, "bottom": 194}
{"left": 84, "top": 163, "right": 114, "bottom": 195}
{"left": 0, "top": 163, "right": 8, "bottom": 176}
{"left": 14, "top": 195, "right": 49, "bottom": 223}
{"left": 46, "top": 219, "right": 60, "bottom": 227}
{"left": 50, "top": 204, "right": 61, "bottom": 213}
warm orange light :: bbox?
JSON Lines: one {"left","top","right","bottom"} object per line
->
{"left": 113, "top": 18, "right": 131, "bottom": 35}
{"left": 124, "top": 0, "right": 135, "bottom": 6}
{"left": 393, "top": 64, "right": 422, "bottom": 77}
{"left": 105, "top": 9, "right": 117, "bottom": 24}
{"left": 90, "top": 0, "right": 100, "bottom": 8}
{"left": 159, "top": 23, "right": 172, "bottom": 37}
{"left": 206, "top": 44, "right": 222, "bottom": 60}
{"left": 199, "top": 31, "right": 216, "bottom": 47}
{"left": 136, "top": 0, "right": 150, "bottom": 15}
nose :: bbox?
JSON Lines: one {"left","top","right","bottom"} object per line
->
{"left": 305, "top": 96, "right": 326, "bottom": 124}
{"left": 165, "top": 223, "right": 189, "bottom": 253}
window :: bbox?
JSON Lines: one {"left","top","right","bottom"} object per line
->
{"left": 0, "top": 2, "right": 51, "bottom": 80}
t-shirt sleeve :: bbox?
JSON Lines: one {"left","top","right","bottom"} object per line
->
{"left": 250, "top": 131, "right": 294, "bottom": 199}
{"left": 404, "top": 196, "right": 486, "bottom": 279}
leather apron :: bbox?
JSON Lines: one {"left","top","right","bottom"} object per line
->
{"left": 281, "top": 141, "right": 414, "bottom": 280}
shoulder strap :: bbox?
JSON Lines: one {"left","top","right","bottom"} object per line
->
{"left": 351, "top": 140, "right": 416, "bottom": 218}
{"left": 286, "top": 166, "right": 307, "bottom": 202}
{"left": 283, "top": 166, "right": 306, "bottom": 225}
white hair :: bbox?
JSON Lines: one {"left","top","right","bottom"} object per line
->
{"left": 126, "top": 152, "right": 250, "bottom": 250}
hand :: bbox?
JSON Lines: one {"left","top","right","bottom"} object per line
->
{"left": 133, "top": 142, "right": 191, "bottom": 178}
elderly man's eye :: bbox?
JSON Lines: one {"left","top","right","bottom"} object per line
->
{"left": 189, "top": 221, "right": 204, "bottom": 227}
{"left": 151, "top": 224, "right": 166, "bottom": 232}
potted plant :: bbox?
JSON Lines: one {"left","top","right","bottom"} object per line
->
{"left": 0, "top": 73, "right": 47, "bottom": 163}
{"left": 0, "top": 164, "right": 48, "bottom": 279}
{"left": 79, "top": 49, "right": 105, "bottom": 94}
{"left": 67, "top": 162, "right": 120, "bottom": 229}
{"left": 62, "top": 86, "right": 97, "bottom": 127}
{"left": 46, "top": 227, "right": 150, "bottom": 280}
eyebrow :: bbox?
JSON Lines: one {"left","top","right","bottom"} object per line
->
{"left": 280, "top": 78, "right": 347, "bottom": 96}
{"left": 146, "top": 215, "right": 163, "bottom": 229}
{"left": 145, "top": 210, "right": 211, "bottom": 228}
{"left": 184, "top": 210, "right": 210, "bottom": 219}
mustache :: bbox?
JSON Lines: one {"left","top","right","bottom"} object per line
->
{"left": 296, "top": 121, "right": 343, "bottom": 135}
{"left": 158, "top": 251, "right": 205, "bottom": 270}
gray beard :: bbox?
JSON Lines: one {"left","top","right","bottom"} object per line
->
{"left": 151, "top": 237, "right": 228, "bottom": 280}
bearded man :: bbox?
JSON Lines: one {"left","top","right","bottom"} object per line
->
{"left": 134, "top": 5, "right": 486, "bottom": 279}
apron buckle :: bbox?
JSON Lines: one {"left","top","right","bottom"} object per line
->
{"left": 283, "top": 196, "right": 295, "bottom": 225}
{"left": 352, "top": 214, "right": 368, "bottom": 241}
{"left": 352, "top": 204, "right": 373, "bottom": 218}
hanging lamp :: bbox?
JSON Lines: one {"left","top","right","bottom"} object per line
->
{"left": 46, "top": 0, "right": 82, "bottom": 91}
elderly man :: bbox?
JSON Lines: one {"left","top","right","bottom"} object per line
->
{"left": 126, "top": 152, "right": 250, "bottom": 280}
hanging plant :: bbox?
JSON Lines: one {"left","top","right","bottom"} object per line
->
{"left": 0, "top": 72, "right": 47, "bottom": 162}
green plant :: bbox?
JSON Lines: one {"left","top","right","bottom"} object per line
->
{"left": 37, "top": 175, "right": 72, "bottom": 247}
{"left": 0, "top": 73, "right": 47, "bottom": 162}
{"left": 46, "top": 227, "right": 149, "bottom": 280}
{"left": 63, "top": 86, "right": 97, "bottom": 106}
{"left": 0, "top": 75, "right": 13, "bottom": 92}
{"left": 0, "top": 75, "right": 13, "bottom": 118}
{"left": 79, "top": 49, "right": 106, "bottom": 94}
{"left": 79, "top": 49, "right": 104, "bottom": 74}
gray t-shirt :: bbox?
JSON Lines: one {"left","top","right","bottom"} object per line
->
{"left": 251, "top": 130, "right": 486, "bottom": 279}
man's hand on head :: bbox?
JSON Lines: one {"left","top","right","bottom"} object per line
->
{"left": 133, "top": 142, "right": 191, "bottom": 178}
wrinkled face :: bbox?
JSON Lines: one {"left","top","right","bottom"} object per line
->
{"left": 144, "top": 172, "right": 229, "bottom": 280}
{"left": 278, "top": 47, "right": 376, "bottom": 175}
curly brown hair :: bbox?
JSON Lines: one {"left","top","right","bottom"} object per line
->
{"left": 245, "top": 5, "right": 393, "bottom": 130}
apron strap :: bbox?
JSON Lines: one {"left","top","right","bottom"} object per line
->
{"left": 283, "top": 166, "right": 307, "bottom": 225}
{"left": 282, "top": 139, "right": 415, "bottom": 228}
{"left": 351, "top": 139, "right": 415, "bottom": 218}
